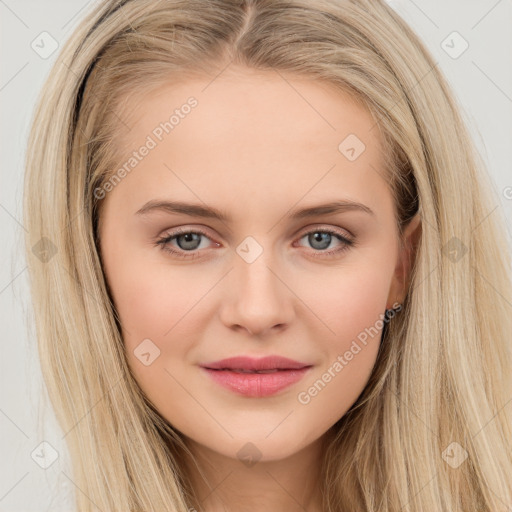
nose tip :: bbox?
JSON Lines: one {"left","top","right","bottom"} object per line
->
{"left": 222, "top": 256, "right": 294, "bottom": 337}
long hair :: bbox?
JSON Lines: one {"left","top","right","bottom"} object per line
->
{"left": 23, "top": 0, "right": 512, "bottom": 510}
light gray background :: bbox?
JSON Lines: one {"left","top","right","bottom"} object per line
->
{"left": 1, "top": 1, "right": 511, "bottom": 510}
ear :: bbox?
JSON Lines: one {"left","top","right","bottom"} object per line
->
{"left": 386, "top": 213, "right": 421, "bottom": 309}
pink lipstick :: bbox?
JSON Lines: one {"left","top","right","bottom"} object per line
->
{"left": 199, "top": 355, "right": 313, "bottom": 397}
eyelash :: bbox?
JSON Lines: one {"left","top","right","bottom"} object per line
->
{"left": 155, "top": 226, "right": 355, "bottom": 260}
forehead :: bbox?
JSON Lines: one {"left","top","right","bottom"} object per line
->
{"left": 122, "top": 67, "right": 381, "bottom": 146}
{"left": 104, "top": 67, "right": 391, "bottom": 220}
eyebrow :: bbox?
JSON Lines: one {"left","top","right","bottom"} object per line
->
{"left": 135, "top": 199, "right": 375, "bottom": 221}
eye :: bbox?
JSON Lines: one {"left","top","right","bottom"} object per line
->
{"left": 155, "top": 227, "right": 217, "bottom": 260}
{"left": 155, "top": 226, "right": 356, "bottom": 260}
{"left": 295, "top": 227, "right": 355, "bottom": 258}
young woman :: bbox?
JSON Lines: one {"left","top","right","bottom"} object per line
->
{"left": 23, "top": 0, "right": 512, "bottom": 510}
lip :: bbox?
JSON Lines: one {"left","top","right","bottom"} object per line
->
{"left": 199, "top": 356, "right": 313, "bottom": 398}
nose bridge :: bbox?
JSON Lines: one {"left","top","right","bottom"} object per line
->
{"left": 222, "top": 237, "right": 293, "bottom": 334}
{"left": 236, "top": 240, "right": 282, "bottom": 301}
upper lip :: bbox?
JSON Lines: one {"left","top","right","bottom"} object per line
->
{"left": 200, "top": 355, "right": 311, "bottom": 371}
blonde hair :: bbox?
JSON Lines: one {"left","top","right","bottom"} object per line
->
{"left": 23, "top": 0, "right": 512, "bottom": 510}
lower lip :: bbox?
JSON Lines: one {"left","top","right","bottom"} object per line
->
{"left": 200, "top": 367, "right": 312, "bottom": 397}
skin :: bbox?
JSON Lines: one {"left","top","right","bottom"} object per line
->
{"left": 97, "top": 65, "right": 420, "bottom": 512}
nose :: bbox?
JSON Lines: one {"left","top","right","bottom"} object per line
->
{"left": 219, "top": 252, "right": 294, "bottom": 337}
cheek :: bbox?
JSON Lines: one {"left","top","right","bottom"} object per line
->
{"left": 107, "top": 248, "right": 208, "bottom": 340}
{"left": 291, "top": 270, "right": 391, "bottom": 430}
{"left": 101, "top": 241, "right": 207, "bottom": 387}
{"left": 108, "top": 260, "right": 204, "bottom": 412}
{"left": 307, "top": 262, "right": 393, "bottom": 345}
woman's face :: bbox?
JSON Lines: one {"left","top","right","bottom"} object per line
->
{"left": 98, "top": 66, "right": 416, "bottom": 462}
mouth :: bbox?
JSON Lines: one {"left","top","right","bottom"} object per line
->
{"left": 199, "top": 356, "right": 313, "bottom": 397}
